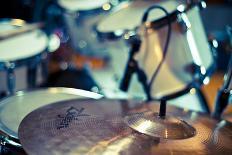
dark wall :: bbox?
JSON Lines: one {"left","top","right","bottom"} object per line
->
{"left": 0, "top": 0, "right": 34, "bottom": 21}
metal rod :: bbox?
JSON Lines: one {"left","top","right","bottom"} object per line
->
{"left": 7, "top": 65, "right": 15, "bottom": 95}
{"left": 159, "top": 99, "right": 167, "bottom": 118}
{"left": 212, "top": 55, "right": 232, "bottom": 119}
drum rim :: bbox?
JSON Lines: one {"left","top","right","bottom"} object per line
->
{"left": 96, "top": 0, "right": 203, "bottom": 40}
{"left": 0, "top": 87, "right": 103, "bottom": 146}
{"left": 0, "top": 18, "right": 26, "bottom": 26}
{"left": 57, "top": 0, "right": 112, "bottom": 12}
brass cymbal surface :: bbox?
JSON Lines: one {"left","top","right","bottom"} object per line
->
{"left": 18, "top": 99, "right": 232, "bottom": 155}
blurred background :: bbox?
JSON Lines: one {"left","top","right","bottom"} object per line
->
{"left": 0, "top": 0, "right": 231, "bottom": 115}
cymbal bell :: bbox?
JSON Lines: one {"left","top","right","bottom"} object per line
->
{"left": 124, "top": 112, "right": 196, "bottom": 139}
{"left": 18, "top": 99, "right": 232, "bottom": 155}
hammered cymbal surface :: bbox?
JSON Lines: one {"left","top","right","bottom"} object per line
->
{"left": 19, "top": 99, "right": 232, "bottom": 155}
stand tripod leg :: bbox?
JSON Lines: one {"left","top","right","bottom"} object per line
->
{"left": 27, "top": 66, "right": 37, "bottom": 88}
{"left": 195, "top": 88, "right": 210, "bottom": 114}
{"left": 6, "top": 64, "right": 15, "bottom": 95}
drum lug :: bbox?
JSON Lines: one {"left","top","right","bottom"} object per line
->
{"left": 0, "top": 136, "right": 6, "bottom": 146}
{"left": 177, "top": 13, "right": 191, "bottom": 33}
{"left": 207, "top": 36, "right": 219, "bottom": 68}
{"left": 4, "top": 62, "right": 15, "bottom": 70}
{"left": 198, "top": 1, "right": 207, "bottom": 10}
{"left": 186, "top": 0, "right": 207, "bottom": 10}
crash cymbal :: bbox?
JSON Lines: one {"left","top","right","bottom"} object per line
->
{"left": 19, "top": 99, "right": 232, "bottom": 155}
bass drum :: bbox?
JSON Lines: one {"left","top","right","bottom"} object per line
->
{"left": 0, "top": 88, "right": 102, "bottom": 154}
{"left": 96, "top": 0, "right": 215, "bottom": 99}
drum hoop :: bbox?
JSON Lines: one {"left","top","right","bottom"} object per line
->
{"left": 0, "top": 87, "right": 103, "bottom": 146}
{"left": 96, "top": 1, "right": 202, "bottom": 40}
{"left": 57, "top": 0, "right": 114, "bottom": 13}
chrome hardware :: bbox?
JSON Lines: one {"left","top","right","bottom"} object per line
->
{"left": 177, "top": 12, "right": 191, "bottom": 33}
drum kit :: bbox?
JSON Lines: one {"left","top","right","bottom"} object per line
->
{"left": 0, "top": 0, "right": 231, "bottom": 155}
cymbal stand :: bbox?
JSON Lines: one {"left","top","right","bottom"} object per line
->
{"left": 212, "top": 26, "right": 232, "bottom": 119}
{"left": 212, "top": 54, "right": 232, "bottom": 119}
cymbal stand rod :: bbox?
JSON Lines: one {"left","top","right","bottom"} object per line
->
{"left": 159, "top": 99, "right": 167, "bottom": 118}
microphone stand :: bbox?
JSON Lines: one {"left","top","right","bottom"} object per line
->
{"left": 119, "top": 36, "right": 151, "bottom": 100}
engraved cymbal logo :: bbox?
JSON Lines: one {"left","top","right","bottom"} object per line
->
{"left": 57, "top": 107, "right": 89, "bottom": 129}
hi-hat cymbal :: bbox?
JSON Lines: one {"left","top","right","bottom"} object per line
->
{"left": 18, "top": 99, "right": 232, "bottom": 155}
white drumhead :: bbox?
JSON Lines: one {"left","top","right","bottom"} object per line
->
{"left": 0, "top": 88, "right": 102, "bottom": 139}
{"left": 0, "top": 21, "right": 47, "bottom": 62}
{"left": 97, "top": 0, "right": 181, "bottom": 33}
{"left": 58, "top": 0, "right": 110, "bottom": 11}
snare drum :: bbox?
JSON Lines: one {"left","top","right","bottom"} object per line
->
{"left": 96, "top": 0, "right": 215, "bottom": 99}
{"left": 0, "top": 19, "right": 48, "bottom": 94}
{"left": 0, "top": 87, "right": 102, "bottom": 154}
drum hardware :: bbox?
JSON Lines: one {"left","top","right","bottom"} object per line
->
{"left": 212, "top": 52, "right": 232, "bottom": 119}
{"left": 57, "top": 0, "right": 114, "bottom": 12}
{"left": 177, "top": 9, "right": 210, "bottom": 82}
{"left": 212, "top": 26, "right": 232, "bottom": 119}
{"left": 0, "top": 131, "right": 25, "bottom": 155}
{"left": 119, "top": 35, "right": 150, "bottom": 99}
{"left": 0, "top": 22, "right": 44, "bottom": 41}
{"left": 177, "top": 12, "right": 191, "bottom": 33}
{"left": 186, "top": 0, "right": 207, "bottom": 10}
{"left": 4, "top": 62, "right": 16, "bottom": 95}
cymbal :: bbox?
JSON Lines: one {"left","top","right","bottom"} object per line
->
{"left": 224, "top": 114, "right": 232, "bottom": 123}
{"left": 18, "top": 99, "right": 232, "bottom": 155}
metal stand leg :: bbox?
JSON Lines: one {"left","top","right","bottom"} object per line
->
{"left": 41, "top": 53, "right": 49, "bottom": 81}
{"left": 159, "top": 99, "right": 167, "bottom": 118}
{"left": 195, "top": 88, "right": 210, "bottom": 114}
{"left": 27, "top": 66, "right": 37, "bottom": 88}
{"left": 6, "top": 64, "right": 15, "bottom": 95}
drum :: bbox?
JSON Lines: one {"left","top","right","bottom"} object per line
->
{"left": 0, "top": 19, "right": 48, "bottom": 94}
{"left": 0, "top": 87, "right": 102, "bottom": 154}
{"left": 57, "top": 0, "right": 111, "bottom": 11}
{"left": 96, "top": 0, "right": 215, "bottom": 99}
{"left": 57, "top": 0, "right": 124, "bottom": 56}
